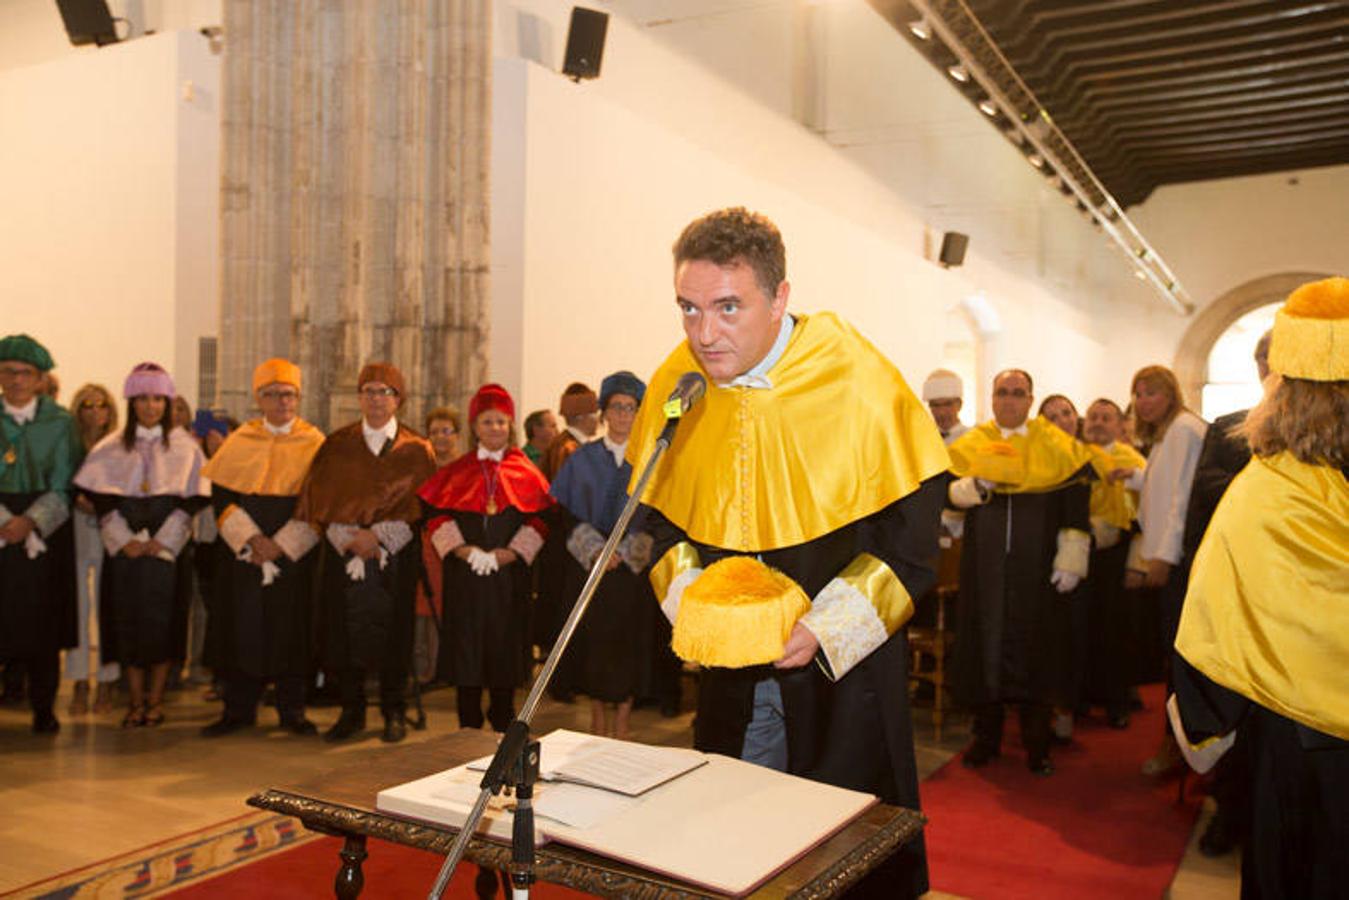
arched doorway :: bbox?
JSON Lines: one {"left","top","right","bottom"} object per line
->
{"left": 1174, "top": 271, "right": 1327, "bottom": 416}
{"left": 1201, "top": 302, "right": 1278, "bottom": 419}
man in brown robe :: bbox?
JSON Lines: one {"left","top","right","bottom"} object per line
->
{"left": 294, "top": 363, "right": 436, "bottom": 743}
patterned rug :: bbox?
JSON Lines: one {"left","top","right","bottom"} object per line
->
{"left": 1, "top": 812, "right": 315, "bottom": 899}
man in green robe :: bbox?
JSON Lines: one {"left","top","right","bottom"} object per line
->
{"left": 0, "top": 334, "right": 80, "bottom": 733}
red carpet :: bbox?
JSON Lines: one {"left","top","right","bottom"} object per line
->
{"left": 163, "top": 836, "right": 593, "bottom": 899}
{"left": 922, "top": 685, "right": 1200, "bottom": 899}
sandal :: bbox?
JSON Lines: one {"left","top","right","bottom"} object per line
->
{"left": 122, "top": 705, "right": 147, "bottom": 728}
{"left": 143, "top": 704, "right": 165, "bottom": 727}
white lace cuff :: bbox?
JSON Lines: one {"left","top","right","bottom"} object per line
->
{"left": 509, "top": 523, "right": 545, "bottom": 565}
{"left": 431, "top": 519, "right": 465, "bottom": 559}
{"left": 327, "top": 523, "right": 358, "bottom": 555}
{"left": 154, "top": 509, "right": 192, "bottom": 557}
{"left": 1053, "top": 528, "right": 1091, "bottom": 579}
{"left": 274, "top": 519, "right": 319, "bottom": 561}
{"left": 218, "top": 505, "right": 263, "bottom": 556}
{"left": 24, "top": 491, "right": 70, "bottom": 538}
{"left": 566, "top": 522, "right": 606, "bottom": 568}
{"left": 800, "top": 577, "right": 888, "bottom": 682}
{"left": 372, "top": 520, "right": 413, "bottom": 556}
{"left": 99, "top": 511, "right": 135, "bottom": 556}
{"left": 660, "top": 567, "right": 703, "bottom": 625}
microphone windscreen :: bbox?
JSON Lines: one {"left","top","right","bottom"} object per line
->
{"left": 672, "top": 371, "right": 707, "bottom": 412}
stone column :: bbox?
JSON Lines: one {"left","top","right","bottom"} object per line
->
{"left": 219, "top": 0, "right": 491, "bottom": 431}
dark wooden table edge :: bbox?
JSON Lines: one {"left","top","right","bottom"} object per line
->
{"left": 247, "top": 789, "right": 925, "bottom": 899}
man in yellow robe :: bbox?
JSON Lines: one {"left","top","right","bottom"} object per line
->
{"left": 628, "top": 207, "right": 949, "bottom": 898}
{"left": 200, "top": 359, "right": 325, "bottom": 736}
{"left": 945, "top": 370, "right": 1095, "bottom": 775}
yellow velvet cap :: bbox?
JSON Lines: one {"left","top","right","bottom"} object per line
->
{"left": 672, "top": 556, "right": 811, "bottom": 668}
{"left": 1268, "top": 277, "right": 1349, "bottom": 382}
{"left": 252, "top": 358, "right": 302, "bottom": 393}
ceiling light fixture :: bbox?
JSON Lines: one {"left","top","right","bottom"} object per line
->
{"left": 898, "top": 0, "right": 1193, "bottom": 315}
{"left": 908, "top": 18, "right": 931, "bottom": 40}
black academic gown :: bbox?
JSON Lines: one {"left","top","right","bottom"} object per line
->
{"left": 435, "top": 507, "right": 533, "bottom": 690}
{"left": 1083, "top": 537, "right": 1133, "bottom": 712}
{"left": 1174, "top": 656, "right": 1349, "bottom": 900}
{"left": 211, "top": 488, "right": 315, "bottom": 679}
{"left": 0, "top": 490, "right": 77, "bottom": 657}
{"left": 646, "top": 475, "right": 947, "bottom": 900}
{"left": 93, "top": 494, "right": 199, "bottom": 666}
{"left": 951, "top": 482, "right": 1090, "bottom": 709}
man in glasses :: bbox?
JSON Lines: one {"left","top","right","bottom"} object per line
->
{"left": 946, "top": 369, "right": 1095, "bottom": 776}
{"left": 0, "top": 334, "right": 80, "bottom": 734}
{"left": 200, "top": 358, "right": 326, "bottom": 737}
{"left": 294, "top": 362, "right": 435, "bottom": 743}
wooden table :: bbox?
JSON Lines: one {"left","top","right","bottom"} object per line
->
{"left": 247, "top": 731, "right": 925, "bottom": 899}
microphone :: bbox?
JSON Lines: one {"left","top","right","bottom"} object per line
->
{"left": 664, "top": 372, "right": 707, "bottom": 419}
{"left": 656, "top": 372, "right": 706, "bottom": 445}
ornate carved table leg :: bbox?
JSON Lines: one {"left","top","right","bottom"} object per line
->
{"left": 474, "top": 863, "right": 506, "bottom": 899}
{"left": 335, "top": 833, "right": 368, "bottom": 899}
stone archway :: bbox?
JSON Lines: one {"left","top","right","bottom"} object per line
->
{"left": 1174, "top": 271, "right": 1327, "bottom": 409}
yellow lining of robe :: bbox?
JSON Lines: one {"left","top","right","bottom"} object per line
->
{"left": 1176, "top": 452, "right": 1349, "bottom": 741}
{"left": 201, "top": 419, "right": 325, "bottom": 496}
{"left": 1089, "top": 442, "right": 1146, "bottom": 530}
{"left": 625, "top": 312, "right": 951, "bottom": 553}
{"left": 839, "top": 552, "right": 914, "bottom": 633}
{"left": 947, "top": 417, "right": 1096, "bottom": 494}
{"left": 649, "top": 541, "right": 701, "bottom": 602}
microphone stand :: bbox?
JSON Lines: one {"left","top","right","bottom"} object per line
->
{"left": 427, "top": 414, "right": 687, "bottom": 900}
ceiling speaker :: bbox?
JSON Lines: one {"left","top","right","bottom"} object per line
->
{"left": 939, "top": 231, "right": 969, "bottom": 268}
{"left": 563, "top": 7, "right": 609, "bottom": 82}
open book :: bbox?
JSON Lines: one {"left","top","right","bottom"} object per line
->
{"left": 464, "top": 728, "right": 706, "bottom": 796}
{"left": 376, "top": 729, "right": 877, "bottom": 896}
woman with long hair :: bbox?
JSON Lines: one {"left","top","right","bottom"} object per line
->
{"left": 1172, "top": 276, "right": 1348, "bottom": 898}
{"left": 64, "top": 383, "right": 121, "bottom": 714}
{"left": 1114, "top": 364, "right": 1207, "bottom": 775}
{"left": 73, "top": 363, "right": 207, "bottom": 726}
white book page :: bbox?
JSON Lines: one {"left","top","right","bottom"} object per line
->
{"left": 466, "top": 729, "right": 706, "bottom": 796}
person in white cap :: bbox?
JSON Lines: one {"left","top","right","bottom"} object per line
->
{"left": 922, "top": 369, "right": 968, "bottom": 444}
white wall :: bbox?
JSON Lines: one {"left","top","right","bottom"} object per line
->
{"left": 1133, "top": 166, "right": 1349, "bottom": 313}
{"left": 0, "top": 30, "right": 220, "bottom": 407}
{"left": 489, "top": 1, "right": 1177, "bottom": 424}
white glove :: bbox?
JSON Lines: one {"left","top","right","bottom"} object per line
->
{"left": 24, "top": 530, "right": 48, "bottom": 559}
{"left": 948, "top": 476, "right": 993, "bottom": 509}
{"left": 1051, "top": 569, "right": 1081, "bottom": 594}
{"left": 467, "top": 547, "right": 499, "bottom": 576}
{"left": 260, "top": 560, "right": 281, "bottom": 586}
{"left": 345, "top": 555, "right": 366, "bottom": 581}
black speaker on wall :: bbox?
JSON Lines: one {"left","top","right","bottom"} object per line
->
{"left": 55, "top": 0, "right": 120, "bottom": 47}
{"left": 563, "top": 7, "right": 609, "bottom": 82}
{"left": 939, "top": 231, "right": 969, "bottom": 268}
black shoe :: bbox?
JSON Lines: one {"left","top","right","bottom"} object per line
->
{"left": 32, "top": 710, "right": 60, "bottom": 734}
{"left": 201, "top": 716, "right": 254, "bottom": 738}
{"left": 660, "top": 700, "right": 681, "bottom": 718}
{"left": 1107, "top": 710, "right": 1131, "bottom": 729}
{"left": 324, "top": 709, "right": 366, "bottom": 743}
{"left": 381, "top": 716, "right": 407, "bottom": 744}
{"left": 1198, "top": 812, "right": 1238, "bottom": 857}
{"left": 280, "top": 717, "right": 318, "bottom": 736}
{"left": 1028, "top": 757, "right": 1055, "bottom": 777}
{"left": 962, "top": 744, "right": 999, "bottom": 768}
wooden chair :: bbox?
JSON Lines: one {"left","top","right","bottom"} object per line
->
{"left": 908, "top": 536, "right": 961, "bottom": 740}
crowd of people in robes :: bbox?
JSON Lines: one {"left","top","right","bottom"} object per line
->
{"left": 1, "top": 207, "right": 1342, "bottom": 899}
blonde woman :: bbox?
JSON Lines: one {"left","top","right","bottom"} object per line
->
{"left": 1113, "top": 365, "right": 1207, "bottom": 775}
{"left": 65, "top": 384, "right": 121, "bottom": 714}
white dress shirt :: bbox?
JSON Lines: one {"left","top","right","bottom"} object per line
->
{"left": 3, "top": 398, "right": 37, "bottom": 425}
{"left": 362, "top": 417, "right": 398, "bottom": 456}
